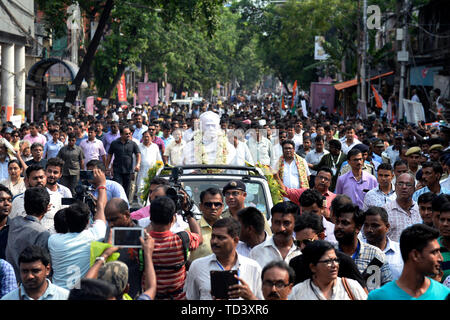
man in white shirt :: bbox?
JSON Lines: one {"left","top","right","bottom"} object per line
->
{"left": 163, "top": 129, "right": 185, "bottom": 166}
{"left": 45, "top": 157, "right": 73, "bottom": 199}
{"left": 246, "top": 125, "right": 274, "bottom": 167}
{"left": 136, "top": 130, "right": 162, "bottom": 204}
{"left": 132, "top": 113, "right": 148, "bottom": 143}
{"left": 276, "top": 140, "right": 310, "bottom": 191}
{"left": 9, "top": 164, "right": 64, "bottom": 233}
{"left": 230, "top": 128, "right": 254, "bottom": 166}
{"left": 249, "top": 202, "right": 302, "bottom": 269}
{"left": 185, "top": 217, "right": 264, "bottom": 300}
{"left": 341, "top": 127, "right": 361, "bottom": 155}
{"left": 305, "top": 135, "right": 329, "bottom": 180}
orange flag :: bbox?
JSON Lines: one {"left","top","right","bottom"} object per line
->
{"left": 281, "top": 96, "right": 286, "bottom": 110}
{"left": 291, "top": 80, "right": 297, "bottom": 109}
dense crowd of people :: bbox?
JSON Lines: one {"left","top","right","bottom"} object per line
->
{"left": 0, "top": 95, "right": 449, "bottom": 301}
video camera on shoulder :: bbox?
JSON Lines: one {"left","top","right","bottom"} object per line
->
{"left": 167, "top": 167, "right": 194, "bottom": 221}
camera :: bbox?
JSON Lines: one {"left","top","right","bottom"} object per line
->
{"left": 74, "top": 171, "right": 97, "bottom": 214}
{"left": 167, "top": 167, "right": 194, "bottom": 221}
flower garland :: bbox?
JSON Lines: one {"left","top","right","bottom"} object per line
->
{"left": 193, "top": 129, "right": 229, "bottom": 165}
{"left": 246, "top": 161, "right": 284, "bottom": 205}
{"left": 140, "top": 160, "right": 164, "bottom": 206}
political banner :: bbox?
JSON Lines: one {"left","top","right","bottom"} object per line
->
{"left": 138, "top": 82, "right": 158, "bottom": 106}
{"left": 117, "top": 74, "right": 127, "bottom": 102}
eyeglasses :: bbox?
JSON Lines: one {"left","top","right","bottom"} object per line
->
{"left": 294, "top": 238, "right": 316, "bottom": 247}
{"left": 317, "top": 258, "right": 340, "bottom": 267}
{"left": 203, "top": 202, "right": 223, "bottom": 208}
{"left": 224, "top": 191, "right": 242, "bottom": 197}
{"left": 262, "top": 280, "right": 290, "bottom": 289}
{"left": 396, "top": 182, "right": 413, "bottom": 188}
{"left": 316, "top": 175, "right": 330, "bottom": 182}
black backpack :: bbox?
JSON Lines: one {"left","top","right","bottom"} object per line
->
{"left": 139, "top": 231, "right": 190, "bottom": 271}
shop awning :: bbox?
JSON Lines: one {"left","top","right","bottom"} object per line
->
{"left": 334, "top": 71, "right": 394, "bottom": 91}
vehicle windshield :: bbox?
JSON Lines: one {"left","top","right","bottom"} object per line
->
{"left": 180, "top": 179, "right": 270, "bottom": 218}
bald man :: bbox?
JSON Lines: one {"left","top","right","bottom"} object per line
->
{"left": 104, "top": 197, "right": 143, "bottom": 299}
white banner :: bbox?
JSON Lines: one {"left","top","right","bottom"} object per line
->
{"left": 403, "top": 99, "right": 425, "bottom": 124}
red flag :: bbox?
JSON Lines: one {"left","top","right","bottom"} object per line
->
{"left": 291, "top": 80, "right": 297, "bottom": 109}
{"left": 281, "top": 96, "right": 286, "bottom": 110}
{"left": 117, "top": 74, "right": 127, "bottom": 102}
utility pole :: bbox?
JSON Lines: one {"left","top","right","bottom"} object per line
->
{"left": 361, "top": 0, "right": 368, "bottom": 107}
{"left": 398, "top": 0, "right": 409, "bottom": 121}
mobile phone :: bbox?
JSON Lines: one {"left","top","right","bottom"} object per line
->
{"left": 111, "top": 227, "right": 144, "bottom": 248}
{"left": 210, "top": 270, "right": 239, "bottom": 299}
{"left": 61, "top": 198, "right": 75, "bottom": 205}
{"left": 80, "top": 170, "right": 94, "bottom": 181}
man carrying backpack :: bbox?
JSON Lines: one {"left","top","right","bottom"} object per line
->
{"left": 146, "top": 196, "right": 202, "bottom": 300}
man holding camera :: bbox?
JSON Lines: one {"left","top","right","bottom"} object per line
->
{"left": 48, "top": 168, "right": 108, "bottom": 290}
{"left": 86, "top": 160, "right": 128, "bottom": 205}
{"left": 147, "top": 196, "right": 202, "bottom": 300}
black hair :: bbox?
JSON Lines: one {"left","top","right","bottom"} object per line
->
{"left": 299, "top": 189, "right": 324, "bottom": 209}
{"left": 46, "top": 157, "right": 65, "bottom": 171}
{"left": 54, "top": 208, "right": 68, "bottom": 234}
{"left": 302, "top": 240, "right": 336, "bottom": 266}
{"left": 431, "top": 194, "right": 450, "bottom": 212}
{"left": 328, "top": 139, "right": 341, "bottom": 149}
{"left": 24, "top": 187, "right": 50, "bottom": 216}
{"left": 393, "top": 159, "right": 408, "bottom": 169}
{"left": 364, "top": 206, "right": 389, "bottom": 225}
{"left": 25, "top": 164, "right": 45, "bottom": 179}
{"left": 281, "top": 139, "right": 295, "bottom": 149}
{"left": 0, "top": 183, "right": 13, "bottom": 199}
{"left": 417, "top": 192, "right": 437, "bottom": 205}
{"left": 199, "top": 187, "right": 223, "bottom": 203}
{"left": 18, "top": 245, "right": 51, "bottom": 267}
{"left": 421, "top": 161, "right": 443, "bottom": 175}
{"left": 30, "top": 142, "right": 44, "bottom": 151}
{"left": 334, "top": 202, "right": 365, "bottom": 229}
{"left": 65, "top": 201, "right": 91, "bottom": 232}
{"left": 347, "top": 148, "right": 362, "bottom": 160}
{"left": 8, "top": 159, "right": 23, "bottom": 170}
{"left": 440, "top": 201, "right": 450, "bottom": 214}
{"left": 68, "top": 279, "right": 118, "bottom": 300}
{"left": 86, "top": 159, "right": 106, "bottom": 172}
{"left": 294, "top": 211, "right": 325, "bottom": 233}
{"left": 399, "top": 223, "right": 440, "bottom": 262}
{"left": 261, "top": 261, "right": 296, "bottom": 284}
{"left": 149, "top": 196, "right": 176, "bottom": 225}
{"left": 212, "top": 217, "right": 241, "bottom": 238}
{"left": 271, "top": 201, "right": 299, "bottom": 218}
{"left": 377, "top": 163, "right": 393, "bottom": 172}
{"left": 316, "top": 167, "right": 333, "bottom": 177}
{"left": 237, "top": 207, "right": 265, "bottom": 234}
{"left": 149, "top": 177, "right": 170, "bottom": 186}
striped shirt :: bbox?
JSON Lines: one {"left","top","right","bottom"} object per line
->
{"left": 150, "top": 230, "right": 200, "bottom": 300}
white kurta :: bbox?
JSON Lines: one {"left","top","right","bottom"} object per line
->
{"left": 136, "top": 142, "right": 162, "bottom": 196}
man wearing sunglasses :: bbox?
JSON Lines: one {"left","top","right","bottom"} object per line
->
{"left": 188, "top": 188, "right": 225, "bottom": 262}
